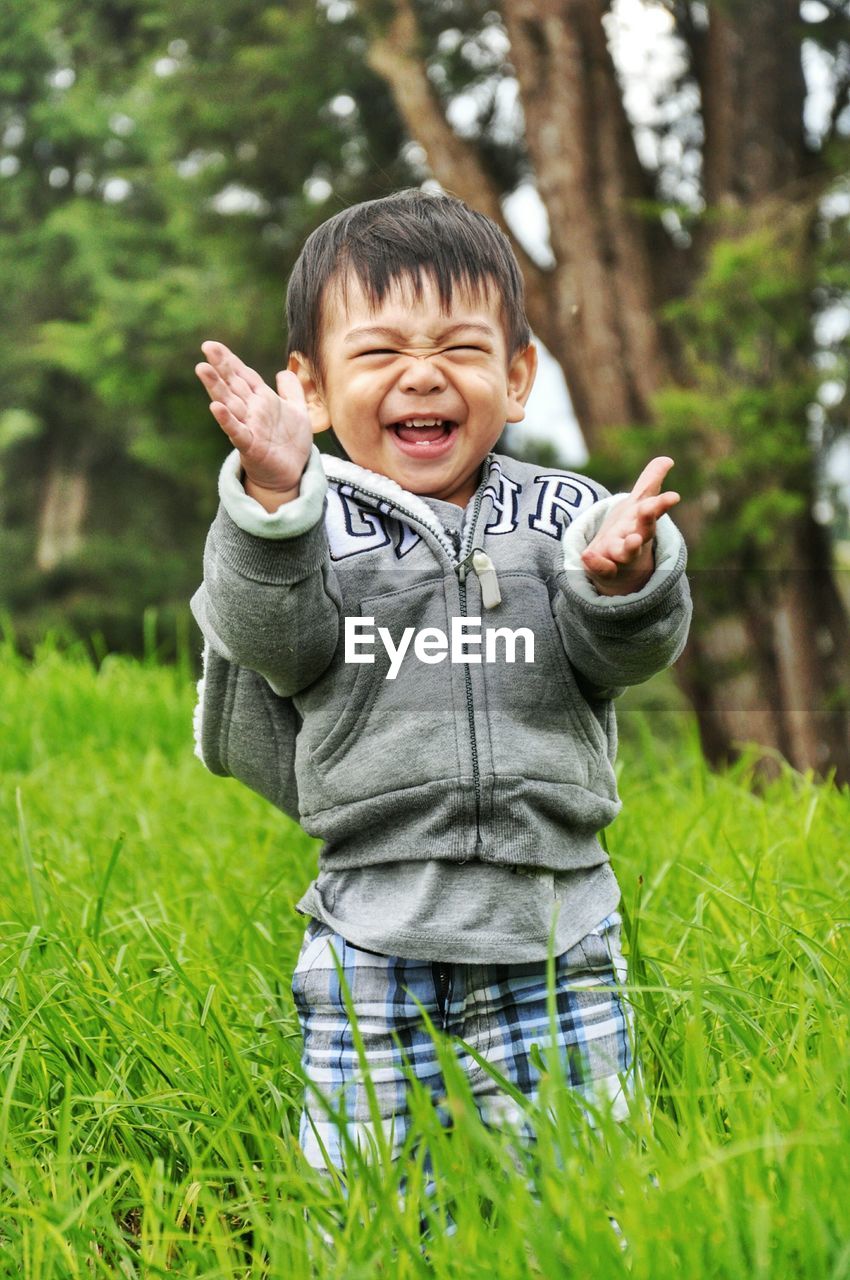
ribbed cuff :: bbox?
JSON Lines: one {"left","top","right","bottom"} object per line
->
{"left": 218, "top": 445, "right": 327, "bottom": 538}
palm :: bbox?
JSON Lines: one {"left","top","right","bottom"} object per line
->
{"left": 195, "top": 341, "right": 313, "bottom": 492}
{"left": 238, "top": 383, "right": 311, "bottom": 488}
{"left": 581, "top": 456, "right": 680, "bottom": 595}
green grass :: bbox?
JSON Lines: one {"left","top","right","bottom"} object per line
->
{"left": 0, "top": 637, "right": 848, "bottom": 1277}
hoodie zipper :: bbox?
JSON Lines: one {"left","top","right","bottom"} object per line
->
{"left": 458, "top": 548, "right": 501, "bottom": 607}
{"left": 325, "top": 461, "right": 495, "bottom": 859}
{"left": 455, "top": 482, "right": 487, "bottom": 856}
{"left": 456, "top": 569, "right": 481, "bottom": 854}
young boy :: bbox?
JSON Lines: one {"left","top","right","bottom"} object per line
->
{"left": 190, "top": 188, "right": 691, "bottom": 1177}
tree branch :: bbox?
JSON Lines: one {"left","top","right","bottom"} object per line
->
{"left": 822, "top": 59, "right": 850, "bottom": 149}
{"left": 810, "top": 0, "right": 850, "bottom": 18}
{"left": 701, "top": 0, "right": 809, "bottom": 207}
{"left": 667, "top": 0, "right": 709, "bottom": 104}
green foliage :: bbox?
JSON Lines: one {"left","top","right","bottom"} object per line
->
{"left": 0, "top": 0, "right": 417, "bottom": 652}
{"left": 601, "top": 212, "right": 823, "bottom": 582}
{"left": 0, "top": 648, "right": 848, "bottom": 1274}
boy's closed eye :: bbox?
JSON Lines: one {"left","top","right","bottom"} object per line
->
{"left": 352, "top": 345, "right": 487, "bottom": 360}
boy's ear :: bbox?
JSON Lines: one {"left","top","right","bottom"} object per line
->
{"left": 287, "top": 352, "right": 332, "bottom": 434}
{"left": 505, "top": 342, "right": 538, "bottom": 424}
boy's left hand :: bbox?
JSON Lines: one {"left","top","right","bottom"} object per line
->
{"left": 581, "top": 457, "right": 680, "bottom": 596}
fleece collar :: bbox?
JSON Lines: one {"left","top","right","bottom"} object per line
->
{"left": 321, "top": 452, "right": 494, "bottom": 557}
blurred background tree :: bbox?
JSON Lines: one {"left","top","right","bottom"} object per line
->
{"left": 1, "top": 0, "right": 849, "bottom": 778}
{"left": 0, "top": 0, "right": 417, "bottom": 652}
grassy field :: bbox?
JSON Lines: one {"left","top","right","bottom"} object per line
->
{"left": 0, "top": 636, "right": 848, "bottom": 1277}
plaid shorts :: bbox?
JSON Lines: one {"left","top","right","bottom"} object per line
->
{"left": 290, "top": 912, "right": 634, "bottom": 1173}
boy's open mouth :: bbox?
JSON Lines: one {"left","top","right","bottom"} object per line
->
{"left": 388, "top": 418, "right": 459, "bottom": 455}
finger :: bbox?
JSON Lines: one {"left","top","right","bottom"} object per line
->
{"left": 615, "top": 531, "right": 645, "bottom": 561}
{"left": 200, "top": 341, "right": 265, "bottom": 396}
{"left": 196, "top": 361, "right": 235, "bottom": 400}
{"left": 636, "top": 489, "right": 681, "bottom": 522}
{"left": 656, "top": 489, "right": 681, "bottom": 514}
{"left": 597, "top": 531, "right": 644, "bottom": 567}
{"left": 195, "top": 362, "right": 230, "bottom": 406}
{"left": 276, "top": 369, "right": 307, "bottom": 405}
{"left": 630, "top": 456, "right": 675, "bottom": 501}
{"left": 200, "top": 341, "right": 241, "bottom": 382}
{"left": 209, "top": 401, "right": 253, "bottom": 451}
{"left": 607, "top": 490, "right": 681, "bottom": 544}
{"left": 581, "top": 544, "right": 619, "bottom": 577}
{"left": 196, "top": 356, "right": 255, "bottom": 406}
{"left": 196, "top": 363, "right": 249, "bottom": 421}
{"left": 628, "top": 491, "right": 681, "bottom": 534}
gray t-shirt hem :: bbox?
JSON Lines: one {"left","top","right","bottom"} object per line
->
{"left": 294, "top": 860, "right": 622, "bottom": 964}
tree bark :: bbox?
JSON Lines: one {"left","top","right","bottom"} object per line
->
{"left": 701, "top": 0, "right": 809, "bottom": 209}
{"left": 678, "top": 509, "right": 850, "bottom": 780}
{"left": 36, "top": 460, "right": 89, "bottom": 572}
{"left": 501, "top": 0, "right": 670, "bottom": 441}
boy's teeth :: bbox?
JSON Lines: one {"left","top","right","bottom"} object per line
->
{"left": 394, "top": 418, "right": 452, "bottom": 444}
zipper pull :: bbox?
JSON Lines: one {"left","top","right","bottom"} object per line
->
{"left": 459, "top": 549, "right": 501, "bottom": 608}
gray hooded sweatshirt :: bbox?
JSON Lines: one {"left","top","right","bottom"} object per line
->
{"left": 191, "top": 445, "right": 691, "bottom": 959}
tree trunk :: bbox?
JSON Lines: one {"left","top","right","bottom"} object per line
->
{"left": 36, "top": 459, "right": 89, "bottom": 572}
{"left": 701, "top": 0, "right": 809, "bottom": 209}
{"left": 676, "top": 517, "right": 850, "bottom": 780}
{"left": 500, "top": 0, "right": 670, "bottom": 437}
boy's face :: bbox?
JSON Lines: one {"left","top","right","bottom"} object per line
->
{"left": 290, "top": 273, "right": 537, "bottom": 507}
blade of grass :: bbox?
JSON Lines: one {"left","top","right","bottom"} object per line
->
{"left": 15, "top": 788, "right": 45, "bottom": 930}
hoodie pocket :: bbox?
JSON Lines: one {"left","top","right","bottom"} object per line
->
{"left": 485, "top": 574, "right": 606, "bottom": 786}
{"left": 302, "top": 576, "right": 458, "bottom": 793}
{"left": 309, "top": 640, "right": 390, "bottom": 768}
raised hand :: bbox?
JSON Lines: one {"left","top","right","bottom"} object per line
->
{"left": 195, "top": 341, "right": 314, "bottom": 503}
{"left": 581, "top": 457, "right": 680, "bottom": 596}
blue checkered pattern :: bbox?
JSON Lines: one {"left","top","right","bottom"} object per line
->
{"left": 290, "top": 913, "right": 634, "bottom": 1173}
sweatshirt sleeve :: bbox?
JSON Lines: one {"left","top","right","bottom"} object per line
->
{"left": 552, "top": 493, "right": 692, "bottom": 699}
{"left": 189, "top": 446, "right": 342, "bottom": 697}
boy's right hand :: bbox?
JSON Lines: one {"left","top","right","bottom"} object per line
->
{"left": 195, "top": 341, "right": 313, "bottom": 506}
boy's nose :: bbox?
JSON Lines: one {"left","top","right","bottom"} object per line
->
{"left": 398, "top": 357, "right": 446, "bottom": 395}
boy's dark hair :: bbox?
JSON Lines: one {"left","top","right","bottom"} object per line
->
{"left": 286, "top": 188, "right": 531, "bottom": 377}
